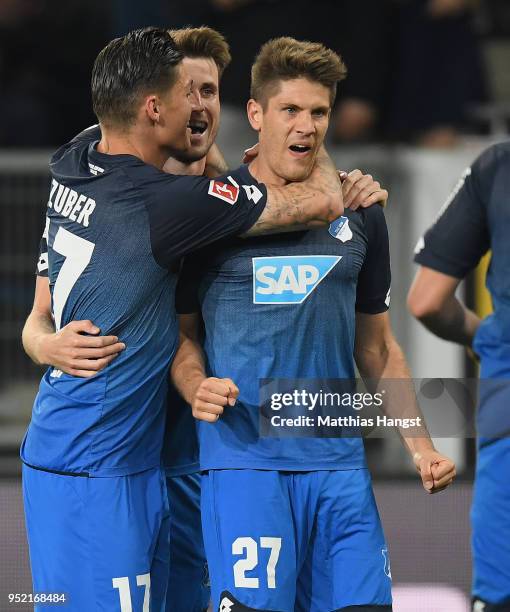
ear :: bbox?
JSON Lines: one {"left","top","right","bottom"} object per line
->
{"left": 145, "top": 95, "right": 160, "bottom": 123}
{"left": 247, "top": 98, "right": 263, "bottom": 132}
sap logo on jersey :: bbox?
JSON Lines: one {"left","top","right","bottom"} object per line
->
{"left": 253, "top": 255, "right": 341, "bottom": 304}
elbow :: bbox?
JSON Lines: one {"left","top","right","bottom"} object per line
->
{"left": 406, "top": 289, "right": 443, "bottom": 322}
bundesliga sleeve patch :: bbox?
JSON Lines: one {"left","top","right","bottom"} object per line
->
{"left": 208, "top": 179, "right": 240, "bottom": 205}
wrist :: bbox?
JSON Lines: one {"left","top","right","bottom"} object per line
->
{"left": 408, "top": 437, "right": 435, "bottom": 460}
{"left": 32, "top": 332, "right": 54, "bottom": 366}
{"left": 183, "top": 370, "right": 207, "bottom": 405}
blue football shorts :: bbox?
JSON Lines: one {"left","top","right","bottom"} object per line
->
{"left": 166, "top": 472, "right": 209, "bottom": 611}
{"left": 201, "top": 468, "right": 392, "bottom": 611}
{"left": 472, "top": 438, "right": 510, "bottom": 606}
{"left": 22, "top": 464, "right": 170, "bottom": 611}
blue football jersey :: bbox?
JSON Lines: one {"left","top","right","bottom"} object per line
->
{"left": 163, "top": 384, "right": 200, "bottom": 476}
{"left": 414, "top": 141, "right": 510, "bottom": 606}
{"left": 414, "top": 143, "right": 510, "bottom": 420}
{"left": 23, "top": 127, "right": 266, "bottom": 476}
{"left": 176, "top": 164, "right": 391, "bottom": 471}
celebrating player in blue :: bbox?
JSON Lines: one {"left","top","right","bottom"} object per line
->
{"left": 20, "top": 27, "right": 346, "bottom": 611}
{"left": 22, "top": 27, "right": 388, "bottom": 611}
{"left": 172, "top": 37, "right": 456, "bottom": 612}
{"left": 408, "top": 144, "right": 510, "bottom": 611}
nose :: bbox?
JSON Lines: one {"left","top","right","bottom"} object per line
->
{"left": 190, "top": 88, "right": 204, "bottom": 113}
{"left": 295, "top": 112, "right": 316, "bottom": 137}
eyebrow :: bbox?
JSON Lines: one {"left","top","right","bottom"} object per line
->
{"left": 279, "top": 102, "right": 330, "bottom": 113}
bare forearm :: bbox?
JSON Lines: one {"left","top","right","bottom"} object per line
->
{"left": 356, "top": 341, "right": 434, "bottom": 457}
{"left": 22, "top": 310, "right": 55, "bottom": 366}
{"left": 418, "top": 295, "right": 480, "bottom": 346}
{"left": 170, "top": 334, "right": 207, "bottom": 405}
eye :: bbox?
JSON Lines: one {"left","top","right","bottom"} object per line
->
{"left": 284, "top": 107, "right": 297, "bottom": 114}
{"left": 202, "top": 87, "right": 215, "bottom": 97}
{"left": 312, "top": 110, "right": 326, "bottom": 118}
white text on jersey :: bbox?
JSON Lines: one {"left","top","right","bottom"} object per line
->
{"left": 47, "top": 178, "right": 96, "bottom": 227}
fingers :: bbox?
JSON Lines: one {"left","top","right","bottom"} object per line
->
{"left": 431, "top": 461, "right": 456, "bottom": 491}
{"left": 66, "top": 369, "right": 100, "bottom": 378}
{"left": 67, "top": 319, "right": 100, "bottom": 335}
{"left": 342, "top": 169, "right": 364, "bottom": 208}
{"left": 419, "top": 460, "right": 456, "bottom": 494}
{"left": 431, "top": 459, "right": 456, "bottom": 480}
{"left": 225, "top": 378, "right": 240, "bottom": 406}
{"left": 419, "top": 459, "right": 434, "bottom": 492}
{"left": 356, "top": 190, "right": 388, "bottom": 209}
{"left": 242, "top": 143, "right": 259, "bottom": 164}
{"left": 344, "top": 173, "right": 376, "bottom": 208}
{"left": 67, "top": 342, "right": 126, "bottom": 360}
{"left": 67, "top": 353, "right": 121, "bottom": 374}
{"left": 193, "top": 377, "right": 240, "bottom": 421}
{"left": 342, "top": 169, "right": 388, "bottom": 210}
{"left": 429, "top": 478, "right": 454, "bottom": 494}
{"left": 71, "top": 334, "right": 124, "bottom": 349}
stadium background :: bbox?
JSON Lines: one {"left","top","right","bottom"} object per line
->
{"left": 0, "top": 0, "right": 508, "bottom": 610}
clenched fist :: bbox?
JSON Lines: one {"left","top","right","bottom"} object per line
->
{"left": 192, "top": 377, "right": 239, "bottom": 423}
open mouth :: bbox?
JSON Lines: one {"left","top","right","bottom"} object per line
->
{"left": 188, "top": 120, "right": 208, "bottom": 135}
{"left": 289, "top": 144, "right": 312, "bottom": 154}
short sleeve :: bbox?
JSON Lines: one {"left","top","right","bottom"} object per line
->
{"left": 147, "top": 166, "right": 267, "bottom": 269}
{"left": 413, "top": 146, "right": 495, "bottom": 278}
{"left": 35, "top": 215, "right": 50, "bottom": 277}
{"left": 355, "top": 206, "right": 391, "bottom": 314}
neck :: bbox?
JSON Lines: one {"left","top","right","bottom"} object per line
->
{"left": 96, "top": 124, "right": 170, "bottom": 170}
{"left": 248, "top": 150, "right": 287, "bottom": 187}
{"left": 162, "top": 156, "right": 206, "bottom": 176}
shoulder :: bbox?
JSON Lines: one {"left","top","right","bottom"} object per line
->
{"left": 471, "top": 141, "right": 510, "bottom": 183}
{"left": 357, "top": 204, "right": 387, "bottom": 237}
{"left": 50, "top": 125, "right": 101, "bottom": 165}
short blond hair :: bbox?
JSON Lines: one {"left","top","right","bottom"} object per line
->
{"left": 251, "top": 37, "right": 347, "bottom": 107}
{"left": 169, "top": 26, "right": 231, "bottom": 78}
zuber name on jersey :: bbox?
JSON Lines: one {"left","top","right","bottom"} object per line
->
{"left": 47, "top": 178, "right": 96, "bottom": 227}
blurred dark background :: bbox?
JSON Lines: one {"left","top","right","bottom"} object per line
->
{"left": 1, "top": 0, "right": 509, "bottom": 149}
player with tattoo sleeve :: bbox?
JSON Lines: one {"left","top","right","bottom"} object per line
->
{"left": 20, "top": 26, "right": 348, "bottom": 611}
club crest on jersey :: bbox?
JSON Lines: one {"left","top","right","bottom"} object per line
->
{"left": 208, "top": 179, "right": 239, "bottom": 205}
{"left": 253, "top": 255, "right": 341, "bottom": 304}
{"left": 328, "top": 216, "right": 353, "bottom": 242}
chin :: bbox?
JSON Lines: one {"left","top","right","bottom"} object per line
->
{"left": 179, "top": 151, "right": 206, "bottom": 164}
{"left": 173, "top": 146, "right": 208, "bottom": 164}
{"left": 282, "top": 167, "right": 312, "bottom": 183}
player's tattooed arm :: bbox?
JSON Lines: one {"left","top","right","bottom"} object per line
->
{"left": 243, "top": 145, "right": 388, "bottom": 211}
{"left": 171, "top": 314, "right": 239, "bottom": 423}
{"left": 243, "top": 147, "right": 344, "bottom": 236}
{"left": 22, "top": 276, "right": 125, "bottom": 377}
{"left": 354, "top": 311, "right": 457, "bottom": 494}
